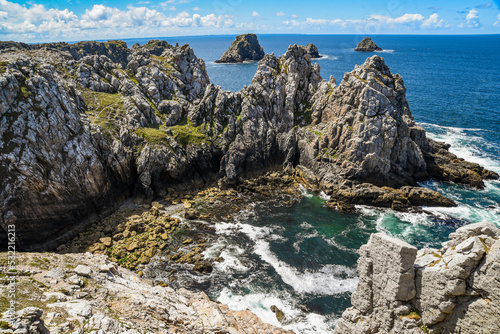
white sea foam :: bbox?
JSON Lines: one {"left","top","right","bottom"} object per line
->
{"left": 318, "top": 190, "right": 330, "bottom": 200}
{"left": 217, "top": 288, "right": 336, "bottom": 333}
{"left": 419, "top": 122, "right": 500, "bottom": 174}
{"left": 299, "top": 184, "right": 313, "bottom": 198}
{"left": 253, "top": 238, "right": 358, "bottom": 295}
{"left": 313, "top": 54, "right": 339, "bottom": 61}
{"left": 379, "top": 49, "right": 395, "bottom": 53}
{"left": 215, "top": 219, "right": 358, "bottom": 295}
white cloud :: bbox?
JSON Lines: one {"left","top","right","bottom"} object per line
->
{"left": 0, "top": 0, "right": 234, "bottom": 41}
{"left": 193, "top": 6, "right": 200, "bottom": 11}
{"left": 291, "top": 14, "right": 298, "bottom": 19}
{"left": 284, "top": 13, "right": 451, "bottom": 30}
{"left": 421, "top": 13, "right": 448, "bottom": 29}
{"left": 276, "top": 11, "right": 285, "bottom": 17}
{"left": 494, "top": 13, "right": 500, "bottom": 27}
{"left": 369, "top": 13, "right": 424, "bottom": 25}
{"left": 252, "top": 11, "right": 260, "bottom": 17}
{"left": 466, "top": 9, "right": 481, "bottom": 28}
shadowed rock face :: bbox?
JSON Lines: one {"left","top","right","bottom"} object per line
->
{"left": 305, "top": 43, "right": 321, "bottom": 58}
{"left": 0, "top": 40, "right": 496, "bottom": 250}
{"left": 334, "top": 222, "right": 500, "bottom": 334}
{"left": 215, "top": 33, "right": 265, "bottom": 63}
{"left": 354, "top": 37, "right": 383, "bottom": 52}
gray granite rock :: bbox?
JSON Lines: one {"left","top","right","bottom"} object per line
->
{"left": 335, "top": 222, "right": 500, "bottom": 333}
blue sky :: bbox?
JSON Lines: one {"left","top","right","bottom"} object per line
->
{"left": 0, "top": 0, "right": 499, "bottom": 42}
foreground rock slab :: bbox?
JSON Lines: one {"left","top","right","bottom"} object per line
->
{"left": 0, "top": 252, "right": 294, "bottom": 334}
{"left": 334, "top": 221, "right": 500, "bottom": 334}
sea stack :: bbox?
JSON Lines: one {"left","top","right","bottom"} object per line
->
{"left": 354, "top": 37, "right": 383, "bottom": 52}
{"left": 305, "top": 43, "right": 322, "bottom": 58}
{"left": 215, "top": 33, "right": 265, "bottom": 63}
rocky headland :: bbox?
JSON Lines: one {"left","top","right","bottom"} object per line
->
{"left": 334, "top": 221, "right": 500, "bottom": 334}
{"left": 354, "top": 37, "right": 383, "bottom": 52}
{"left": 0, "top": 39, "right": 497, "bottom": 251}
{"left": 215, "top": 33, "right": 265, "bottom": 63}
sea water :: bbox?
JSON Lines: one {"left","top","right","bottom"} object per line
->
{"left": 125, "top": 35, "right": 500, "bottom": 333}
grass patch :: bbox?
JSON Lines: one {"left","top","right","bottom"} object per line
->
{"left": 169, "top": 119, "right": 209, "bottom": 147}
{"left": 134, "top": 126, "right": 170, "bottom": 146}
{"left": 352, "top": 73, "right": 368, "bottom": 84}
{"left": 0, "top": 61, "right": 9, "bottom": 75}
{"left": 81, "top": 89, "right": 126, "bottom": 135}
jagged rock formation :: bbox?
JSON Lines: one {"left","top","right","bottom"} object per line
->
{"left": 215, "top": 33, "right": 265, "bottom": 63}
{"left": 304, "top": 43, "right": 321, "bottom": 58}
{"left": 334, "top": 222, "right": 500, "bottom": 334}
{"left": 0, "top": 252, "right": 293, "bottom": 334}
{"left": 354, "top": 37, "right": 383, "bottom": 52}
{"left": 0, "top": 40, "right": 497, "bottom": 250}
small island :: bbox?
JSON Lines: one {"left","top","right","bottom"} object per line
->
{"left": 305, "top": 43, "right": 322, "bottom": 58}
{"left": 354, "top": 37, "right": 383, "bottom": 52}
{"left": 215, "top": 33, "right": 265, "bottom": 63}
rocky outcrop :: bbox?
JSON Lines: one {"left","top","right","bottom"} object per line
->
{"left": 354, "top": 37, "right": 383, "bottom": 52}
{"left": 0, "top": 252, "right": 293, "bottom": 334}
{"left": 334, "top": 222, "right": 500, "bottom": 333}
{"left": 0, "top": 40, "right": 496, "bottom": 251}
{"left": 215, "top": 33, "right": 265, "bottom": 63}
{"left": 305, "top": 43, "right": 321, "bottom": 58}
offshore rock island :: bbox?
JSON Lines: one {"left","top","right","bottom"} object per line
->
{"left": 355, "top": 37, "right": 383, "bottom": 52}
{"left": 215, "top": 33, "right": 265, "bottom": 63}
{"left": 0, "top": 38, "right": 499, "bottom": 333}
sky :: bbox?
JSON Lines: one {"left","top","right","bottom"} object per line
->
{"left": 0, "top": 0, "right": 499, "bottom": 42}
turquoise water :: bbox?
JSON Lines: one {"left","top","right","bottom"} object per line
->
{"left": 125, "top": 35, "right": 500, "bottom": 332}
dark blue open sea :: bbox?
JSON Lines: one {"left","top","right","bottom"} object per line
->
{"left": 125, "top": 35, "right": 500, "bottom": 333}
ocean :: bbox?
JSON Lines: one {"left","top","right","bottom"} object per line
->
{"left": 125, "top": 35, "right": 500, "bottom": 333}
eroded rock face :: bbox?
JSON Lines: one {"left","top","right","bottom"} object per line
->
{"left": 215, "top": 33, "right": 265, "bottom": 63}
{"left": 334, "top": 222, "right": 500, "bottom": 334}
{"left": 354, "top": 37, "right": 383, "bottom": 52}
{"left": 0, "top": 40, "right": 496, "bottom": 250}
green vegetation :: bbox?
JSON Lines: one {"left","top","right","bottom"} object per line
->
{"left": 134, "top": 126, "right": 170, "bottom": 146}
{"left": 0, "top": 321, "right": 10, "bottom": 329}
{"left": 420, "top": 324, "right": 430, "bottom": 333}
{"left": 402, "top": 309, "right": 421, "bottom": 320}
{"left": 169, "top": 119, "right": 209, "bottom": 147}
{"left": 352, "top": 73, "right": 368, "bottom": 84}
{"left": 0, "top": 61, "right": 9, "bottom": 75}
{"left": 81, "top": 89, "right": 126, "bottom": 135}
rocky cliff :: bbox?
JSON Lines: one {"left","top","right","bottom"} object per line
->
{"left": 215, "top": 33, "right": 265, "bottom": 63}
{"left": 334, "top": 222, "right": 500, "bottom": 333}
{"left": 355, "top": 37, "right": 383, "bottom": 52}
{"left": 0, "top": 40, "right": 497, "bottom": 250}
